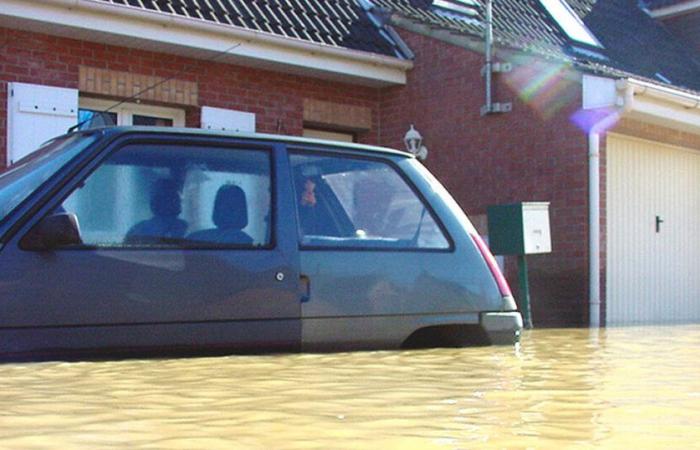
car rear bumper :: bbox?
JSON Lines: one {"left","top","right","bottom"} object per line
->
{"left": 480, "top": 311, "right": 523, "bottom": 345}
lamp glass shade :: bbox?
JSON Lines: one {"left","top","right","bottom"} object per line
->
{"left": 404, "top": 124, "right": 423, "bottom": 153}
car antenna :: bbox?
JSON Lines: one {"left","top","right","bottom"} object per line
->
{"left": 68, "top": 42, "right": 242, "bottom": 133}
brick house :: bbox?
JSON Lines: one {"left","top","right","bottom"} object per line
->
{"left": 1, "top": 0, "right": 699, "bottom": 327}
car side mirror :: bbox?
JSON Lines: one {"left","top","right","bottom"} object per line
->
{"left": 20, "top": 212, "right": 83, "bottom": 251}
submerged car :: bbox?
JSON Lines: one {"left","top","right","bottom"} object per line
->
{"left": 0, "top": 127, "right": 522, "bottom": 359}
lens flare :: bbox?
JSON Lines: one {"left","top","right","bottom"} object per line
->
{"left": 502, "top": 54, "right": 579, "bottom": 120}
{"left": 570, "top": 107, "right": 620, "bottom": 133}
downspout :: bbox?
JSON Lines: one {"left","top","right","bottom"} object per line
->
{"left": 588, "top": 82, "right": 634, "bottom": 327}
{"left": 588, "top": 131, "right": 601, "bottom": 327}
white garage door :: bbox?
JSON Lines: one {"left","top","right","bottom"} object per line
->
{"left": 606, "top": 134, "right": 700, "bottom": 325}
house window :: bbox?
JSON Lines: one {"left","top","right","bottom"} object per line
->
{"left": 77, "top": 98, "right": 185, "bottom": 129}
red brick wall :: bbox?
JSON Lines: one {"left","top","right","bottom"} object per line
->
{"left": 381, "top": 30, "right": 590, "bottom": 326}
{"left": 0, "top": 26, "right": 381, "bottom": 162}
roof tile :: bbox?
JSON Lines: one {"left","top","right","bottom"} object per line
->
{"left": 96, "top": 0, "right": 408, "bottom": 58}
{"left": 377, "top": 0, "right": 700, "bottom": 91}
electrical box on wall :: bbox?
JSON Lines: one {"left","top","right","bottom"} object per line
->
{"left": 487, "top": 202, "right": 551, "bottom": 255}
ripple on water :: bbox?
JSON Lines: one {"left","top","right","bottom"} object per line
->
{"left": 1, "top": 326, "right": 699, "bottom": 449}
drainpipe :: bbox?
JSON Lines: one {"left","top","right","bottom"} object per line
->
{"left": 588, "top": 85, "right": 632, "bottom": 327}
{"left": 588, "top": 131, "right": 601, "bottom": 327}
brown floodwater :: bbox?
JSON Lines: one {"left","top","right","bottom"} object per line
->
{"left": 0, "top": 325, "right": 699, "bottom": 449}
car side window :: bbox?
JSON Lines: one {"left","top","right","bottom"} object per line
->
{"left": 290, "top": 152, "right": 449, "bottom": 250}
{"left": 56, "top": 144, "right": 272, "bottom": 248}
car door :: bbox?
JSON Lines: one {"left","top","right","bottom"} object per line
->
{"left": 289, "top": 148, "right": 494, "bottom": 351}
{"left": 0, "top": 134, "right": 301, "bottom": 355}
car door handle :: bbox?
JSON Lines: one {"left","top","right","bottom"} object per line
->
{"left": 300, "top": 275, "right": 311, "bottom": 303}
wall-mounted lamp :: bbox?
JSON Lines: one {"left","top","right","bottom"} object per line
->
{"left": 404, "top": 124, "right": 428, "bottom": 160}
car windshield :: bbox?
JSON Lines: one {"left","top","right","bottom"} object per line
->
{"left": 0, "top": 133, "right": 97, "bottom": 225}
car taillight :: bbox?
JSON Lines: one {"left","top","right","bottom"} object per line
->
{"left": 470, "top": 232, "right": 512, "bottom": 297}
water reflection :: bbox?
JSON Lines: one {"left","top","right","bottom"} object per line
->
{"left": 1, "top": 326, "right": 699, "bottom": 448}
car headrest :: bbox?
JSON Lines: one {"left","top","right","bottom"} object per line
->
{"left": 150, "top": 179, "right": 181, "bottom": 218}
{"left": 213, "top": 185, "right": 248, "bottom": 230}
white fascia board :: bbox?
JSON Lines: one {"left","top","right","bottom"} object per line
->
{"left": 616, "top": 78, "right": 700, "bottom": 134}
{"left": 649, "top": 0, "right": 700, "bottom": 19}
{"left": 626, "top": 96, "right": 700, "bottom": 133}
{"left": 583, "top": 75, "right": 700, "bottom": 134}
{"left": 0, "top": 0, "right": 412, "bottom": 86}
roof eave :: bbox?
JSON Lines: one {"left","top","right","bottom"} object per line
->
{"left": 0, "top": 0, "right": 413, "bottom": 86}
{"left": 584, "top": 75, "right": 700, "bottom": 135}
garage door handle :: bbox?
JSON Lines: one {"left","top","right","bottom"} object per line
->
{"left": 656, "top": 215, "right": 664, "bottom": 233}
{"left": 300, "top": 275, "right": 311, "bottom": 303}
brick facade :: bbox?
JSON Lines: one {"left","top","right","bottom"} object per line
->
{"left": 0, "top": 26, "right": 382, "bottom": 162}
{"left": 380, "top": 30, "right": 591, "bottom": 326}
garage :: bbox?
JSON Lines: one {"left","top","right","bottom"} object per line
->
{"left": 606, "top": 134, "right": 700, "bottom": 325}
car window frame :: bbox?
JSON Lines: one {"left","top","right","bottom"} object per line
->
{"left": 17, "top": 133, "right": 279, "bottom": 252}
{"left": 287, "top": 147, "right": 455, "bottom": 253}
{"left": 0, "top": 130, "right": 107, "bottom": 245}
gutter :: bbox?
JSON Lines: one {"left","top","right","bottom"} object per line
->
{"left": 587, "top": 112, "right": 619, "bottom": 328}
{"left": 31, "top": 0, "right": 414, "bottom": 71}
{"left": 616, "top": 78, "right": 700, "bottom": 110}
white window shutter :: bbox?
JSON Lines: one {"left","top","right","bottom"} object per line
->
{"left": 201, "top": 106, "right": 255, "bottom": 132}
{"left": 7, "top": 83, "right": 78, "bottom": 165}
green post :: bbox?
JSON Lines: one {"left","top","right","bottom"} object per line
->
{"left": 518, "top": 254, "right": 533, "bottom": 329}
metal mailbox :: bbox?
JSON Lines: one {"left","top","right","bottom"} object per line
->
{"left": 487, "top": 202, "right": 551, "bottom": 256}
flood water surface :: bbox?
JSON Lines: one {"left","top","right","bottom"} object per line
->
{"left": 1, "top": 326, "right": 699, "bottom": 449}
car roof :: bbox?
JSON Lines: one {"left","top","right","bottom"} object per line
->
{"left": 90, "top": 126, "right": 413, "bottom": 158}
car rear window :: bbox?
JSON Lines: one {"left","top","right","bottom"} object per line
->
{"left": 290, "top": 152, "right": 450, "bottom": 250}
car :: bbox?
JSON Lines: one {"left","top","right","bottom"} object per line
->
{"left": 0, "top": 127, "right": 522, "bottom": 359}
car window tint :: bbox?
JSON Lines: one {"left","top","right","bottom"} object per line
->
{"left": 290, "top": 153, "right": 449, "bottom": 250}
{"left": 58, "top": 144, "right": 272, "bottom": 248}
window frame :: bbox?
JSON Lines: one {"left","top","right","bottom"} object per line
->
{"left": 28, "top": 134, "right": 277, "bottom": 251}
{"left": 79, "top": 97, "right": 186, "bottom": 127}
{"left": 288, "top": 147, "right": 454, "bottom": 253}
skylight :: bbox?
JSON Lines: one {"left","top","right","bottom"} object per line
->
{"left": 539, "top": 0, "right": 602, "bottom": 47}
